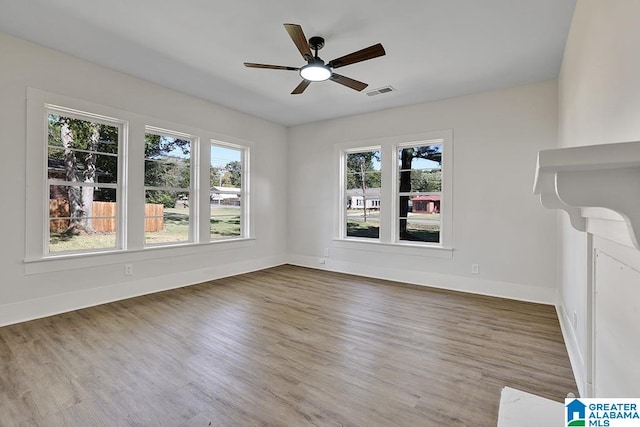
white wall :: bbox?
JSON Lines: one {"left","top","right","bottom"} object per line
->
{"left": 287, "top": 80, "right": 559, "bottom": 303}
{"left": 558, "top": 0, "right": 640, "bottom": 396}
{"left": 0, "top": 32, "right": 288, "bottom": 326}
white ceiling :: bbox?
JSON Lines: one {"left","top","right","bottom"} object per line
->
{"left": 0, "top": 0, "right": 576, "bottom": 127}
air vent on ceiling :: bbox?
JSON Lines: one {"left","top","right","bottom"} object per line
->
{"left": 365, "top": 86, "right": 396, "bottom": 97}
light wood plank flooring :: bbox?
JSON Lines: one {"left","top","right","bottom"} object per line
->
{"left": 0, "top": 265, "right": 577, "bottom": 426}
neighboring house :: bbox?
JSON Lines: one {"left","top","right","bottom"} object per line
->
{"left": 346, "top": 187, "right": 381, "bottom": 210}
{"left": 412, "top": 194, "right": 440, "bottom": 214}
{"left": 210, "top": 186, "right": 241, "bottom": 206}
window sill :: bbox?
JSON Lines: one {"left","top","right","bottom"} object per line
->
{"left": 24, "top": 238, "right": 256, "bottom": 275}
{"left": 332, "top": 238, "right": 453, "bottom": 259}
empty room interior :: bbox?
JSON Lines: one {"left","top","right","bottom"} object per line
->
{"left": 1, "top": 0, "right": 640, "bottom": 425}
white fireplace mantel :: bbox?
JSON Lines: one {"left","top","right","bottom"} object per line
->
{"left": 533, "top": 141, "right": 640, "bottom": 250}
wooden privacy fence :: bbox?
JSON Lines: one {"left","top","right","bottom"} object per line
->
{"left": 49, "top": 200, "right": 164, "bottom": 232}
{"left": 144, "top": 204, "right": 164, "bottom": 233}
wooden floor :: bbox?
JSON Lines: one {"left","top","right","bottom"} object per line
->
{"left": 0, "top": 265, "right": 577, "bottom": 426}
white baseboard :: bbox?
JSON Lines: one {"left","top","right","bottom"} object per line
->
{"left": 0, "top": 255, "right": 286, "bottom": 327}
{"left": 286, "top": 254, "right": 557, "bottom": 305}
{"left": 556, "top": 302, "right": 587, "bottom": 397}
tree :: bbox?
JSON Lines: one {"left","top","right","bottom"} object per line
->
{"left": 346, "top": 152, "right": 381, "bottom": 190}
{"left": 346, "top": 151, "right": 381, "bottom": 222}
{"left": 399, "top": 145, "right": 442, "bottom": 239}
{"left": 49, "top": 115, "right": 118, "bottom": 233}
{"left": 144, "top": 134, "right": 191, "bottom": 208}
{"left": 210, "top": 167, "right": 223, "bottom": 187}
{"left": 411, "top": 169, "right": 441, "bottom": 192}
{"left": 80, "top": 122, "right": 99, "bottom": 231}
{"left": 223, "top": 161, "right": 242, "bottom": 187}
{"left": 60, "top": 117, "right": 83, "bottom": 230}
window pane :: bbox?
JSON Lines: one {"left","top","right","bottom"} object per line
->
{"left": 144, "top": 190, "right": 190, "bottom": 245}
{"left": 48, "top": 184, "right": 118, "bottom": 253}
{"left": 397, "top": 169, "right": 442, "bottom": 193}
{"left": 210, "top": 144, "right": 243, "bottom": 240}
{"left": 47, "top": 114, "right": 119, "bottom": 155}
{"left": 397, "top": 144, "right": 442, "bottom": 170}
{"left": 49, "top": 224, "right": 117, "bottom": 253}
{"left": 345, "top": 150, "right": 381, "bottom": 239}
{"left": 398, "top": 143, "right": 443, "bottom": 244}
{"left": 211, "top": 205, "right": 241, "bottom": 239}
{"left": 144, "top": 134, "right": 191, "bottom": 188}
{"left": 398, "top": 217, "right": 440, "bottom": 243}
{"left": 48, "top": 148, "right": 118, "bottom": 183}
{"left": 46, "top": 113, "right": 121, "bottom": 255}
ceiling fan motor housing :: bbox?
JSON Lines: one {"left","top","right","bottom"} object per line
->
{"left": 308, "top": 36, "right": 325, "bottom": 53}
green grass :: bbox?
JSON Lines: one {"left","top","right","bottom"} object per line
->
{"left": 347, "top": 220, "right": 380, "bottom": 238}
{"left": 400, "top": 229, "right": 440, "bottom": 243}
{"left": 144, "top": 207, "right": 190, "bottom": 244}
{"left": 49, "top": 206, "right": 243, "bottom": 252}
{"left": 49, "top": 229, "right": 116, "bottom": 253}
{"left": 210, "top": 207, "right": 241, "bottom": 239}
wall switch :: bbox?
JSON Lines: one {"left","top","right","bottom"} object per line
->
{"left": 124, "top": 264, "right": 133, "bottom": 276}
{"left": 323, "top": 248, "right": 329, "bottom": 257}
{"left": 471, "top": 264, "right": 479, "bottom": 275}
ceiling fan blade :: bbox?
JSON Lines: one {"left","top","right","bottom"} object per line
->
{"left": 244, "top": 62, "right": 299, "bottom": 71}
{"left": 330, "top": 74, "right": 368, "bottom": 92}
{"left": 291, "top": 80, "right": 311, "bottom": 95}
{"left": 327, "top": 43, "right": 386, "bottom": 69}
{"left": 284, "top": 24, "right": 314, "bottom": 62}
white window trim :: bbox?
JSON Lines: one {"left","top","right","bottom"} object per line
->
{"left": 210, "top": 139, "right": 250, "bottom": 241}
{"left": 27, "top": 90, "right": 130, "bottom": 259}
{"left": 339, "top": 145, "right": 382, "bottom": 242}
{"left": 25, "top": 88, "right": 255, "bottom": 270}
{"left": 335, "top": 130, "right": 453, "bottom": 256}
{"left": 42, "top": 103, "right": 128, "bottom": 257}
{"left": 143, "top": 126, "right": 199, "bottom": 247}
{"left": 392, "top": 136, "right": 452, "bottom": 248}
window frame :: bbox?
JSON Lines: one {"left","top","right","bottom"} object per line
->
{"left": 336, "top": 130, "right": 453, "bottom": 254}
{"left": 25, "top": 88, "right": 255, "bottom": 271}
{"left": 209, "top": 139, "right": 250, "bottom": 241}
{"left": 341, "top": 146, "right": 382, "bottom": 241}
{"left": 45, "top": 105, "right": 126, "bottom": 255}
{"left": 393, "top": 139, "right": 447, "bottom": 247}
{"left": 143, "top": 126, "right": 199, "bottom": 247}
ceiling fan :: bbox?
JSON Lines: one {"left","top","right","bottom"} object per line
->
{"left": 244, "top": 23, "right": 386, "bottom": 95}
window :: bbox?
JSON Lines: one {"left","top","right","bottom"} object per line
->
{"left": 28, "top": 89, "right": 255, "bottom": 266}
{"left": 397, "top": 143, "right": 442, "bottom": 243}
{"left": 46, "top": 107, "right": 123, "bottom": 254}
{"left": 338, "top": 130, "right": 452, "bottom": 250}
{"left": 344, "top": 149, "right": 381, "bottom": 239}
{"left": 210, "top": 142, "right": 247, "bottom": 240}
{"left": 144, "top": 128, "right": 194, "bottom": 246}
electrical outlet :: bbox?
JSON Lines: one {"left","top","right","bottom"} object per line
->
{"left": 124, "top": 264, "right": 133, "bottom": 276}
{"left": 471, "top": 264, "right": 479, "bottom": 275}
{"left": 319, "top": 258, "right": 326, "bottom": 265}
{"left": 323, "top": 248, "right": 329, "bottom": 257}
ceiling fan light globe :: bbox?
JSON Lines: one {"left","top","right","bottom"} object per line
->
{"left": 300, "top": 64, "right": 331, "bottom": 82}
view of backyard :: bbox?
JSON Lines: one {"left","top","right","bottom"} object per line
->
{"left": 50, "top": 206, "right": 241, "bottom": 252}
{"left": 47, "top": 113, "right": 245, "bottom": 254}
